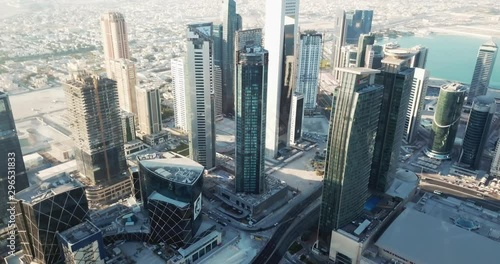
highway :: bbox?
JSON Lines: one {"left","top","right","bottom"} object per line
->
{"left": 251, "top": 188, "right": 322, "bottom": 264}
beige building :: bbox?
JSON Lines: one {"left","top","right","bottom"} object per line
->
{"left": 100, "top": 12, "right": 130, "bottom": 78}
{"left": 110, "top": 59, "right": 137, "bottom": 116}
{"left": 136, "top": 84, "right": 162, "bottom": 136}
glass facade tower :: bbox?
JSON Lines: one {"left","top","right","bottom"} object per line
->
{"left": 370, "top": 57, "right": 415, "bottom": 192}
{"left": 467, "top": 40, "right": 498, "bottom": 105}
{"left": 426, "top": 83, "right": 467, "bottom": 159}
{"left": 460, "top": 95, "right": 496, "bottom": 169}
{"left": 317, "top": 68, "right": 383, "bottom": 252}
{"left": 0, "top": 92, "right": 29, "bottom": 225}
{"left": 235, "top": 45, "right": 268, "bottom": 194}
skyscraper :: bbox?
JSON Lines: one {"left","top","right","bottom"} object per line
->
{"left": 235, "top": 45, "right": 268, "bottom": 194}
{"left": 467, "top": 40, "right": 498, "bottom": 105}
{"left": 296, "top": 31, "right": 322, "bottom": 111}
{"left": 370, "top": 54, "right": 415, "bottom": 192}
{"left": 109, "top": 59, "right": 137, "bottom": 116}
{"left": 425, "top": 83, "right": 467, "bottom": 160}
{"left": 460, "top": 95, "right": 495, "bottom": 169}
{"left": 317, "top": 68, "right": 383, "bottom": 252}
{"left": 121, "top": 111, "right": 136, "bottom": 143}
{"left": 221, "top": 0, "right": 241, "bottom": 115}
{"left": 14, "top": 179, "right": 89, "bottom": 264}
{"left": 356, "top": 33, "right": 375, "bottom": 68}
{"left": 404, "top": 68, "right": 429, "bottom": 143}
{"left": 236, "top": 29, "right": 263, "bottom": 51}
{"left": 0, "top": 91, "right": 29, "bottom": 224}
{"left": 136, "top": 85, "right": 162, "bottom": 135}
{"left": 100, "top": 12, "right": 130, "bottom": 78}
{"left": 171, "top": 58, "right": 188, "bottom": 132}
{"left": 289, "top": 92, "right": 304, "bottom": 144}
{"left": 185, "top": 23, "right": 216, "bottom": 169}
{"left": 491, "top": 139, "right": 500, "bottom": 178}
{"left": 332, "top": 10, "right": 373, "bottom": 79}
{"left": 64, "top": 72, "right": 127, "bottom": 184}
{"left": 264, "top": 0, "right": 286, "bottom": 158}
{"left": 57, "top": 221, "right": 106, "bottom": 264}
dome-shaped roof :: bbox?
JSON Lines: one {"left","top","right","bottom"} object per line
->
{"left": 395, "top": 169, "right": 418, "bottom": 183}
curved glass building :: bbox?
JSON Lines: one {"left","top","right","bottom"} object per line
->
{"left": 426, "top": 83, "right": 467, "bottom": 159}
{"left": 459, "top": 95, "right": 496, "bottom": 169}
{"left": 139, "top": 155, "right": 203, "bottom": 247}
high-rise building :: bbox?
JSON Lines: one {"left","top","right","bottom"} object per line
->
{"left": 332, "top": 10, "right": 373, "bottom": 79}
{"left": 467, "top": 40, "right": 498, "bottom": 105}
{"left": 0, "top": 91, "right": 29, "bottom": 224}
{"left": 236, "top": 29, "right": 263, "bottom": 50}
{"left": 136, "top": 85, "right": 162, "bottom": 135}
{"left": 235, "top": 45, "right": 268, "bottom": 194}
{"left": 220, "top": 0, "right": 242, "bottom": 115}
{"left": 356, "top": 33, "right": 375, "bottom": 68}
{"left": 296, "top": 31, "right": 322, "bottom": 111}
{"left": 171, "top": 58, "right": 188, "bottom": 132}
{"left": 185, "top": 23, "right": 216, "bottom": 169}
{"left": 317, "top": 68, "right": 383, "bottom": 252}
{"left": 491, "top": 139, "right": 500, "bottom": 178}
{"left": 289, "top": 92, "right": 304, "bottom": 145}
{"left": 121, "top": 111, "right": 136, "bottom": 143}
{"left": 100, "top": 12, "right": 130, "bottom": 78}
{"left": 425, "top": 83, "right": 467, "bottom": 160}
{"left": 404, "top": 68, "right": 429, "bottom": 143}
{"left": 64, "top": 72, "right": 127, "bottom": 184}
{"left": 264, "top": 0, "right": 286, "bottom": 158}
{"left": 213, "top": 65, "right": 223, "bottom": 119}
{"left": 460, "top": 95, "right": 496, "bottom": 169}
{"left": 57, "top": 221, "right": 106, "bottom": 264}
{"left": 14, "top": 178, "right": 89, "bottom": 264}
{"left": 109, "top": 59, "right": 137, "bottom": 116}
{"left": 409, "top": 45, "right": 428, "bottom": 68}
{"left": 138, "top": 154, "right": 204, "bottom": 247}
{"left": 370, "top": 54, "right": 415, "bottom": 192}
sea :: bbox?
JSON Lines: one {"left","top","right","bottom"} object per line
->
{"left": 380, "top": 34, "right": 500, "bottom": 89}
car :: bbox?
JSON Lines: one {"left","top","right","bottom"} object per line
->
{"left": 274, "top": 223, "right": 278, "bottom": 227}
{"left": 433, "top": 190, "right": 442, "bottom": 195}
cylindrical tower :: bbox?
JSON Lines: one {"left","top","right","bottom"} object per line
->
{"left": 425, "top": 83, "right": 467, "bottom": 159}
{"left": 460, "top": 95, "right": 496, "bottom": 169}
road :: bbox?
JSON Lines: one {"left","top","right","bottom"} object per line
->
{"left": 251, "top": 188, "right": 322, "bottom": 264}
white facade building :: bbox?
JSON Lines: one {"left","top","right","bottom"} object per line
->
{"left": 296, "top": 32, "right": 322, "bottom": 111}
{"left": 264, "top": 0, "right": 286, "bottom": 158}
{"left": 185, "top": 23, "right": 216, "bottom": 169}
{"left": 404, "top": 67, "right": 429, "bottom": 143}
{"left": 171, "top": 58, "right": 188, "bottom": 132}
{"left": 289, "top": 93, "right": 304, "bottom": 145}
{"left": 110, "top": 59, "right": 137, "bottom": 116}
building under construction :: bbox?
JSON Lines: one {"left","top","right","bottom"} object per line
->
{"left": 64, "top": 72, "right": 131, "bottom": 207}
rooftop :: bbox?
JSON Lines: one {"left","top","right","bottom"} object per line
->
{"left": 139, "top": 152, "right": 204, "bottom": 185}
{"left": 338, "top": 195, "right": 401, "bottom": 243}
{"left": 441, "top": 82, "right": 467, "bottom": 92}
{"left": 15, "top": 173, "right": 83, "bottom": 204}
{"left": 376, "top": 207, "right": 500, "bottom": 264}
{"left": 335, "top": 67, "right": 380, "bottom": 75}
{"left": 59, "top": 221, "right": 101, "bottom": 245}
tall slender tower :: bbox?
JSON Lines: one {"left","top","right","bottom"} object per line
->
{"left": 136, "top": 85, "right": 162, "bottom": 135}
{"left": 171, "top": 58, "right": 188, "bottom": 132}
{"left": 404, "top": 68, "right": 429, "bottom": 143}
{"left": 185, "top": 23, "right": 216, "bottom": 169}
{"left": 370, "top": 53, "right": 415, "bottom": 192}
{"left": 100, "top": 12, "right": 130, "bottom": 78}
{"left": 425, "top": 83, "right": 467, "bottom": 160}
{"left": 460, "top": 95, "right": 495, "bottom": 169}
{"left": 0, "top": 92, "right": 29, "bottom": 224}
{"left": 467, "top": 40, "right": 498, "bottom": 105}
{"left": 317, "top": 68, "right": 383, "bottom": 252}
{"left": 64, "top": 73, "right": 127, "bottom": 184}
{"left": 221, "top": 0, "right": 242, "bottom": 115}
{"left": 235, "top": 45, "right": 268, "bottom": 194}
{"left": 264, "top": 0, "right": 286, "bottom": 158}
{"left": 296, "top": 31, "right": 322, "bottom": 111}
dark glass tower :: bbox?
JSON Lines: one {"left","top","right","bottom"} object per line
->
{"left": 467, "top": 40, "right": 498, "bottom": 105}
{"left": 345, "top": 10, "right": 373, "bottom": 44}
{"left": 138, "top": 155, "right": 203, "bottom": 247}
{"left": 0, "top": 91, "right": 29, "bottom": 225}
{"left": 221, "top": 0, "right": 242, "bottom": 115}
{"left": 64, "top": 73, "right": 126, "bottom": 184}
{"left": 460, "top": 95, "right": 496, "bottom": 169}
{"left": 426, "top": 83, "right": 467, "bottom": 160}
{"left": 14, "top": 181, "right": 89, "bottom": 264}
{"left": 317, "top": 68, "right": 383, "bottom": 252}
{"left": 235, "top": 45, "right": 268, "bottom": 194}
{"left": 370, "top": 56, "right": 415, "bottom": 192}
